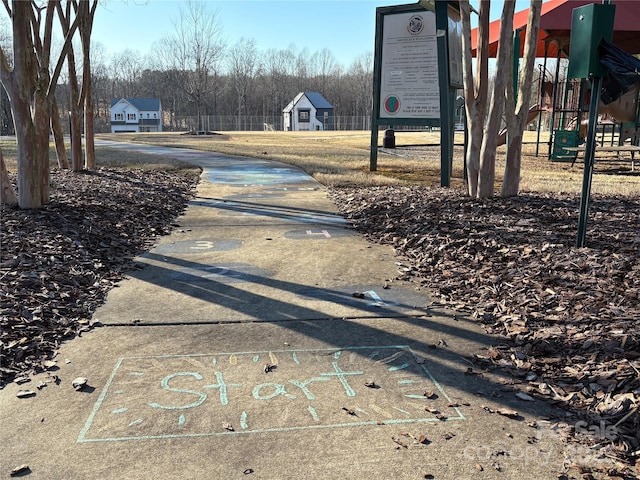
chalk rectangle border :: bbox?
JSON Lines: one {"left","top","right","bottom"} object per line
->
{"left": 77, "top": 345, "right": 464, "bottom": 443}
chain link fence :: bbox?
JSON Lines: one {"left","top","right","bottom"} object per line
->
{"left": 168, "top": 115, "right": 374, "bottom": 132}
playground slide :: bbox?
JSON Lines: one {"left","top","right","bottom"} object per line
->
{"left": 497, "top": 105, "right": 541, "bottom": 146}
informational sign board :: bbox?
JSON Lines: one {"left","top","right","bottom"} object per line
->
{"left": 379, "top": 10, "right": 440, "bottom": 119}
{"left": 369, "top": 2, "right": 463, "bottom": 187}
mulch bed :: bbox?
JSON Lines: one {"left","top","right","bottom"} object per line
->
{"left": 330, "top": 185, "right": 639, "bottom": 477}
{"left": 1, "top": 168, "right": 199, "bottom": 386}
{"left": 1, "top": 168, "right": 638, "bottom": 477}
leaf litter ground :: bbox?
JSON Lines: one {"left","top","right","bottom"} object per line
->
{"left": 330, "top": 185, "right": 639, "bottom": 478}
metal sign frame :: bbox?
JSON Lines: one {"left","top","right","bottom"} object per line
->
{"left": 369, "top": 1, "right": 461, "bottom": 187}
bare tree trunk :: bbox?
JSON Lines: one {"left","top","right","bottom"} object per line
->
{"left": 79, "top": 0, "right": 98, "bottom": 170}
{"left": 477, "top": 1, "right": 514, "bottom": 198}
{"left": 7, "top": 2, "right": 44, "bottom": 209}
{"left": 502, "top": 0, "right": 542, "bottom": 197}
{"left": 51, "top": 97, "right": 70, "bottom": 169}
{"left": 0, "top": 148, "right": 17, "bottom": 206}
{"left": 84, "top": 94, "right": 96, "bottom": 169}
{"left": 35, "top": 91, "right": 52, "bottom": 205}
{"left": 0, "top": 1, "right": 78, "bottom": 209}
{"left": 70, "top": 100, "right": 83, "bottom": 171}
{"left": 461, "top": 0, "right": 490, "bottom": 198}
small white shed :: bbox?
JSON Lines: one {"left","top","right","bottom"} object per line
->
{"left": 283, "top": 92, "right": 334, "bottom": 131}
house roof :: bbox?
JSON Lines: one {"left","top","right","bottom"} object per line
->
{"left": 111, "top": 97, "right": 161, "bottom": 111}
{"left": 471, "top": 0, "right": 640, "bottom": 58}
{"left": 283, "top": 92, "right": 333, "bottom": 112}
{"left": 305, "top": 92, "right": 333, "bottom": 109}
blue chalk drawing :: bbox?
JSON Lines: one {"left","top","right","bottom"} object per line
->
{"left": 148, "top": 372, "right": 207, "bottom": 410}
{"left": 393, "top": 407, "right": 411, "bottom": 415}
{"left": 319, "top": 362, "right": 363, "bottom": 397}
{"left": 203, "top": 371, "right": 243, "bottom": 406}
{"left": 240, "top": 412, "right": 248, "bottom": 429}
{"left": 308, "top": 406, "right": 320, "bottom": 421}
{"left": 389, "top": 363, "right": 410, "bottom": 372}
{"left": 253, "top": 383, "right": 296, "bottom": 400}
{"left": 288, "top": 377, "right": 330, "bottom": 400}
{"left": 77, "top": 346, "right": 466, "bottom": 443}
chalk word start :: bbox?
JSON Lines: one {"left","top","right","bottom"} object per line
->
{"left": 78, "top": 346, "right": 464, "bottom": 442}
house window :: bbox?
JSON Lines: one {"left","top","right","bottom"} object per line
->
{"left": 115, "top": 113, "right": 123, "bottom": 121}
{"left": 127, "top": 113, "right": 136, "bottom": 120}
{"left": 298, "top": 110, "right": 310, "bottom": 122}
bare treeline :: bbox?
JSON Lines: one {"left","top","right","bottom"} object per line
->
{"left": 57, "top": 2, "right": 374, "bottom": 132}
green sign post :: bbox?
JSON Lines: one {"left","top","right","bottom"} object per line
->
{"left": 369, "top": 1, "right": 462, "bottom": 187}
{"left": 567, "top": 1, "right": 615, "bottom": 247}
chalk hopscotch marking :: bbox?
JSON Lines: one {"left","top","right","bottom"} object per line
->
{"left": 306, "top": 230, "right": 331, "bottom": 238}
{"left": 77, "top": 346, "right": 464, "bottom": 443}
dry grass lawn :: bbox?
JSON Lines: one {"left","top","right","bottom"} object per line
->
{"left": 3, "top": 130, "right": 639, "bottom": 195}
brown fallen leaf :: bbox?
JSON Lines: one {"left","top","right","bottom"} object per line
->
{"left": 342, "top": 407, "right": 357, "bottom": 417}
{"left": 391, "top": 436, "right": 408, "bottom": 448}
{"left": 496, "top": 409, "right": 520, "bottom": 419}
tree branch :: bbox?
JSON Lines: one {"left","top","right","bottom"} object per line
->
{"left": 48, "top": 3, "right": 80, "bottom": 99}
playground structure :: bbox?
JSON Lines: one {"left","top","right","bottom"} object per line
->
{"left": 473, "top": 0, "right": 640, "bottom": 162}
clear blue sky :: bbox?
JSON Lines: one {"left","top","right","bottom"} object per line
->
{"left": 92, "top": 0, "right": 531, "bottom": 67}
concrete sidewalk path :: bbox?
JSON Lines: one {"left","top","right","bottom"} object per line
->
{"left": 1, "top": 144, "right": 571, "bottom": 480}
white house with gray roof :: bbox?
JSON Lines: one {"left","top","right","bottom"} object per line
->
{"left": 283, "top": 92, "right": 334, "bottom": 131}
{"left": 110, "top": 98, "right": 162, "bottom": 133}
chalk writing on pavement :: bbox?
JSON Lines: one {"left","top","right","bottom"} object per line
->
{"left": 78, "top": 346, "right": 464, "bottom": 443}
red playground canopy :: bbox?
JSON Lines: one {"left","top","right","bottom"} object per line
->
{"left": 471, "top": 0, "right": 640, "bottom": 58}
